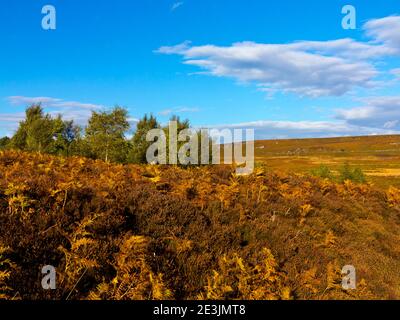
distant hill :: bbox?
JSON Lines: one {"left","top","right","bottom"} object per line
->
{"left": 253, "top": 135, "right": 400, "bottom": 189}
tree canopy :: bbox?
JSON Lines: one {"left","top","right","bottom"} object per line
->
{"left": 9, "top": 105, "right": 80, "bottom": 155}
{"left": 2, "top": 104, "right": 205, "bottom": 166}
{"left": 85, "top": 107, "right": 130, "bottom": 163}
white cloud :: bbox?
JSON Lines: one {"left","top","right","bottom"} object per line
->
{"left": 204, "top": 120, "right": 399, "bottom": 140}
{"left": 336, "top": 96, "right": 400, "bottom": 130}
{"left": 364, "top": 16, "right": 400, "bottom": 53}
{"left": 0, "top": 112, "right": 27, "bottom": 136}
{"left": 158, "top": 106, "right": 199, "bottom": 116}
{"left": 4, "top": 96, "right": 107, "bottom": 129}
{"left": 2, "top": 96, "right": 139, "bottom": 135}
{"left": 157, "top": 16, "right": 400, "bottom": 97}
{"left": 290, "top": 38, "right": 396, "bottom": 60}
{"left": 391, "top": 68, "right": 400, "bottom": 79}
{"left": 7, "top": 96, "right": 103, "bottom": 110}
{"left": 0, "top": 112, "right": 26, "bottom": 123}
{"left": 171, "top": 2, "right": 184, "bottom": 11}
{"left": 8, "top": 96, "right": 61, "bottom": 106}
{"left": 158, "top": 42, "right": 377, "bottom": 97}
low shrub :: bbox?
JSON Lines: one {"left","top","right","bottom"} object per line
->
{"left": 339, "top": 163, "right": 366, "bottom": 183}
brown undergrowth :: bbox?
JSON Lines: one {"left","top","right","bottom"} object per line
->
{"left": 0, "top": 150, "right": 399, "bottom": 300}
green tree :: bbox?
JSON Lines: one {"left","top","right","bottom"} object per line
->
{"left": 10, "top": 105, "right": 79, "bottom": 155}
{"left": 85, "top": 107, "right": 130, "bottom": 163}
{"left": 10, "top": 105, "right": 44, "bottom": 150}
{"left": 128, "top": 114, "right": 159, "bottom": 164}
{"left": 0, "top": 137, "right": 10, "bottom": 150}
{"left": 52, "top": 116, "right": 81, "bottom": 156}
{"left": 26, "top": 114, "right": 55, "bottom": 153}
{"left": 141, "top": 115, "right": 212, "bottom": 166}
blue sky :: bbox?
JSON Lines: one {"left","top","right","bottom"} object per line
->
{"left": 1, "top": 0, "right": 400, "bottom": 139}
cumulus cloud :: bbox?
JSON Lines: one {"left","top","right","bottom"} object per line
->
{"left": 157, "top": 16, "right": 400, "bottom": 97}
{"left": 364, "top": 15, "right": 400, "bottom": 53}
{"left": 336, "top": 96, "right": 400, "bottom": 130}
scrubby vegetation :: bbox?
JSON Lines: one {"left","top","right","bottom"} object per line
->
{"left": 310, "top": 163, "right": 367, "bottom": 184}
{"left": 0, "top": 151, "right": 399, "bottom": 300}
{"left": 310, "top": 165, "right": 334, "bottom": 180}
{"left": 338, "top": 163, "right": 366, "bottom": 184}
